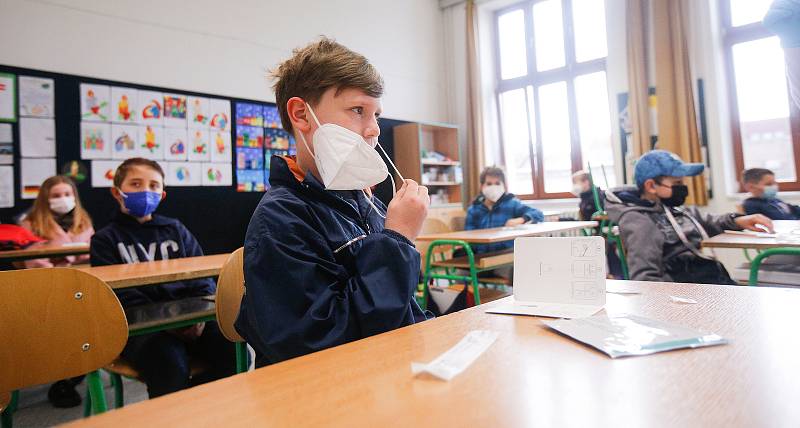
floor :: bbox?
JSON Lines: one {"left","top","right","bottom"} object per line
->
{"left": 9, "top": 373, "right": 148, "bottom": 427}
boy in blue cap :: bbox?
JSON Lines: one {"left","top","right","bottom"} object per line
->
{"left": 606, "top": 150, "right": 772, "bottom": 284}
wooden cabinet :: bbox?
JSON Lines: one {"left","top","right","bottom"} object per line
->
{"left": 393, "top": 122, "right": 465, "bottom": 207}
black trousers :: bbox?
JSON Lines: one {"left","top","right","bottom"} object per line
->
{"left": 121, "top": 321, "right": 237, "bottom": 398}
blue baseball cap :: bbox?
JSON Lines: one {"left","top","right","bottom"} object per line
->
{"left": 634, "top": 150, "right": 704, "bottom": 187}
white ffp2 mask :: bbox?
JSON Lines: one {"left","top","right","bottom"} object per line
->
{"left": 49, "top": 196, "right": 76, "bottom": 215}
{"left": 482, "top": 184, "right": 505, "bottom": 202}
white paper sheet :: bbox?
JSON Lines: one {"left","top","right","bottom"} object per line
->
{"left": 80, "top": 122, "right": 112, "bottom": 160}
{"left": 138, "top": 90, "right": 163, "bottom": 125}
{"left": 0, "top": 165, "right": 13, "bottom": 207}
{"left": 20, "top": 157, "right": 55, "bottom": 199}
{"left": 137, "top": 125, "right": 164, "bottom": 160}
{"left": 163, "top": 93, "right": 188, "bottom": 128}
{"left": 164, "top": 127, "right": 188, "bottom": 161}
{"left": 209, "top": 129, "right": 231, "bottom": 162}
{"left": 187, "top": 128, "right": 210, "bottom": 161}
{"left": 0, "top": 73, "right": 15, "bottom": 121}
{"left": 91, "top": 160, "right": 122, "bottom": 188}
{"left": 208, "top": 98, "right": 231, "bottom": 132}
{"left": 200, "top": 162, "right": 232, "bottom": 186}
{"left": 187, "top": 96, "right": 210, "bottom": 129}
{"left": 110, "top": 86, "right": 138, "bottom": 124}
{"left": 110, "top": 124, "right": 138, "bottom": 160}
{"left": 20, "top": 117, "right": 56, "bottom": 157}
{"left": 18, "top": 76, "right": 54, "bottom": 118}
{"left": 411, "top": 330, "right": 498, "bottom": 381}
{"left": 0, "top": 123, "right": 12, "bottom": 164}
{"left": 486, "top": 298, "right": 604, "bottom": 319}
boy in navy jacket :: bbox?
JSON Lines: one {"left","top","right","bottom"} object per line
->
{"left": 742, "top": 168, "right": 800, "bottom": 220}
{"left": 91, "top": 157, "right": 236, "bottom": 397}
{"left": 235, "top": 38, "right": 430, "bottom": 367}
{"left": 465, "top": 167, "right": 543, "bottom": 254}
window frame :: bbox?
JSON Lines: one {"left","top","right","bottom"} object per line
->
{"left": 493, "top": 0, "right": 608, "bottom": 200}
{"left": 720, "top": 0, "right": 800, "bottom": 192}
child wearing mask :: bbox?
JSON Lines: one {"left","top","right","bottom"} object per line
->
{"left": 90, "top": 157, "right": 236, "bottom": 398}
{"left": 465, "top": 166, "right": 544, "bottom": 254}
{"left": 742, "top": 168, "right": 800, "bottom": 220}
{"left": 18, "top": 176, "right": 94, "bottom": 408}
{"left": 235, "top": 38, "right": 431, "bottom": 367}
{"left": 571, "top": 170, "right": 603, "bottom": 221}
{"left": 606, "top": 150, "right": 772, "bottom": 284}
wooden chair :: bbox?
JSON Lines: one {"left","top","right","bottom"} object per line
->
{"left": 215, "top": 248, "right": 249, "bottom": 373}
{"left": 0, "top": 268, "right": 128, "bottom": 424}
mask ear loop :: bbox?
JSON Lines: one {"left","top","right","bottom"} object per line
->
{"left": 363, "top": 141, "right": 404, "bottom": 219}
{"left": 298, "top": 103, "right": 324, "bottom": 162}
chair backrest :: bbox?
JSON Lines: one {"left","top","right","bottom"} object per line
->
{"left": 0, "top": 268, "right": 128, "bottom": 393}
{"left": 421, "top": 218, "right": 450, "bottom": 235}
{"left": 450, "top": 215, "right": 466, "bottom": 232}
{"left": 216, "top": 248, "right": 245, "bottom": 342}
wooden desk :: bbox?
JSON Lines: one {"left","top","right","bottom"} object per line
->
{"left": 75, "top": 254, "right": 229, "bottom": 289}
{"left": 0, "top": 243, "right": 89, "bottom": 262}
{"left": 417, "top": 221, "right": 598, "bottom": 244}
{"left": 702, "top": 221, "right": 800, "bottom": 250}
{"left": 67, "top": 279, "right": 800, "bottom": 427}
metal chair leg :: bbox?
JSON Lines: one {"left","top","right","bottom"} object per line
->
{"left": 86, "top": 371, "right": 108, "bottom": 415}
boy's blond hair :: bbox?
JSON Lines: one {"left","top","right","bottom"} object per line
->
{"left": 271, "top": 37, "right": 384, "bottom": 134}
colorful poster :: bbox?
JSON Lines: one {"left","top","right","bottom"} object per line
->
{"left": 264, "top": 105, "right": 281, "bottom": 128}
{"left": 61, "top": 160, "right": 88, "bottom": 184}
{"left": 164, "top": 127, "right": 188, "bottom": 161}
{"left": 138, "top": 90, "right": 163, "bottom": 125}
{"left": 111, "top": 86, "right": 138, "bottom": 124}
{"left": 236, "top": 169, "right": 264, "bottom": 192}
{"left": 163, "top": 93, "right": 188, "bottom": 128}
{"left": 166, "top": 161, "right": 201, "bottom": 186}
{"left": 111, "top": 124, "right": 139, "bottom": 160}
{"left": 236, "top": 147, "right": 263, "bottom": 170}
{"left": 19, "top": 117, "right": 56, "bottom": 158}
{"left": 210, "top": 130, "right": 231, "bottom": 163}
{"left": 80, "top": 122, "right": 112, "bottom": 160}
{"left": 236, "top": 103, "right": 264, "bottom": 127}
{"left": 80, "top": 83, "right": 110, "bottom": 122}
{"left": 21, "top": 157, "right": 55, "bottom": 199}
{"left": 236, "top": 125, "right": 263, "bottom": 148}
{"left": 264, "top": 128, "right": 292, "bottom": 150}
{"left": 187, "top": 128, "right": 210, "bottom": 161}
{"left": 0, "top": 165, "right": 13, "bottom": 207}
{"left": 0, "top": 123, "right": 12, "bottom": 164}
{"left": 201, "top": 162, "right": 232, "bottom": 186}
{"left": 137, "top": 125, "right": 164, "bottom": 160}
{"left": 0, "top": 73, "right": 15, "bottom": 122}
{"left": 188, "top": 96, "right": 210, "bottom": 129}
{"left": 18, "top": 76, "right": 54, "bottom": 118}
{"left": 208, "top": 98, "right": 231, "bottom": 132}
{"left": 91, "top": 160, "right": 122, "bottom": 188}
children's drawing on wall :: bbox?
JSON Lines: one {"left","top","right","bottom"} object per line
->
{"left": 236, "top": 125, "right": 263, "bottom": 149}
{"left": 111, "top": 87, "right": 138, "bottom": 124}
{"left": 208, "top": 98, "right": 231, "bottom": 132}
{"left": 138, "top": 90, "right": 163, "bottom": 125}
{"left": 188, "top": 96, "right": 210, "bottom": 129}
{"left": 264, "top": 105, "right": 281, "bottom": 129}
{"left": 236, "top": 169, "right": 265, "bottom": 192}
{"left": 110, "top": 124, "right": 138, "bottom": 160}
{"left": 236, "top": 103, "right": 264, "bottom": 127}
{"left": 80, "top": 83, "right": 110, "bottom": 122}
{"left": 164, "top": 127, "right": 188, "bottom": 161}
{"left": 90, "top": 160, "right": 122, "bottom": 188}
{"left": 80, "top": 122, "right": 111, "bottom": 160}
{"left": 163, "top": 93, "right": 187, "bottom": 128}
{"left": 188, "top": 128, "right": 210, "bottom": 161}
{"left": 138, "top": 125, "right": 163, "bottom": 160}
{"left": 166, "top": 161, "right": 201, "bottom": 186}
{"left": 19, "top": 76, "right": 55, "bottom": 118}
{"left": 201, "top": 162, "right": 232, "bottom": 186}
{"left": 210, "top": 130, "right": 231, "bottom": 163}
{"left": 61, "top": 160, "right": 88, "bottom": 184}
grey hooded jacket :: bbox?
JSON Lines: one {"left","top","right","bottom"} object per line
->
{"left": 605, "top": 186, "right": 742, "bottom": 282}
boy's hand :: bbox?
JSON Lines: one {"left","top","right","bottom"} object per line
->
{"left": 385, "top": 179, "right": 430, "bottom": 241}
{"left": 734, "top": 214, "right": 774, "bottom": 233}
{"left": 505, "top": 217, "right": 526, "bottom": 227}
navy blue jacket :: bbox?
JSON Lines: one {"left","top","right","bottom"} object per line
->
{"left": 465, "top": 192, "right": 544, "bottom": 253}
{"left": 743, "top": 196, "right": 800, "bottom": 220}
{"left": 235, "top": 156, "right": 428, "bottom": 366}
{"left": 90, "top": 211, "right": 215, "bottom": 308}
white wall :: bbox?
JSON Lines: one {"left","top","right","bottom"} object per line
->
{"left": 0, "top": 0, "right": 448, "bottom": 124}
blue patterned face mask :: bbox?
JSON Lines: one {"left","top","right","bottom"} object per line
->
{"left": 118, "top": 189, "right": 161, "bottom": 217}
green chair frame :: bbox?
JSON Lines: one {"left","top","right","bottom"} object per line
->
{"left": 748, "top": 247, "right": 800, "bottom": 286}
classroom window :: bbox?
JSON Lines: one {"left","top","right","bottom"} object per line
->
{"left": 721, "top": 0, "right": 800, "bottom": 190}
{"left": 494, "top": 0, "right": 615, "bottom": 199}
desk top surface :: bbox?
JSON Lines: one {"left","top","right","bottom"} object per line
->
{"left": 76, "top": 254, "right": 229, "bottom": 289}
{"left": 417, "top": 221, "right": 598, "bottom": 243}
{"left": 702, "top": 220, "right": 800, "bottom": 249}
{"left": 0, "top": 243, "right": 89, "bottom": 261}
{"left": 69, "top": 279, "right": 800, "bottom": 427}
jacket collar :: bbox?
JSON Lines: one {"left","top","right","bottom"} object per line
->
{"left": 113, "top": 209, "right": 175, "bottom": 227}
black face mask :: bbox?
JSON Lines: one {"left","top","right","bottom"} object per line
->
{"left": 659, "top": 183, "right": 689, "bottom": 207}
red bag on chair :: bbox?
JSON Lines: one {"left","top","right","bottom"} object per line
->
{"left": 0, "top": 224, "right": 45, "bottom": 251}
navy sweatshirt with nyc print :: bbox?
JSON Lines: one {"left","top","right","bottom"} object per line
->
{"left": 90, "top": 211, "right": 215, "bottom": 308}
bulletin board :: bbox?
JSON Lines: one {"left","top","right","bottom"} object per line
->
{"left": 0, "top": 64, "right": 406, "bottom": 254}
